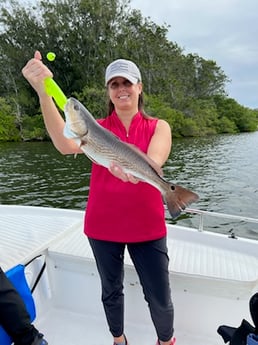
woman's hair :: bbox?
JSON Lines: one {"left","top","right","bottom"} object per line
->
{"left": 107, "top": 90, "right": 151, "bottom": 119}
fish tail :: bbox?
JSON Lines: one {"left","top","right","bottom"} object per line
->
{"left": 164, "top": 184, "right": 199, "bottom": 219}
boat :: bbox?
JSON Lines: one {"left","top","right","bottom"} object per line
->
{"left": 0, "top": 204, "right": 258, "bottom": 345}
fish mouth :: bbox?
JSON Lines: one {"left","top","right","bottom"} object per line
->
{"left": 64, "top": 100, "right": 71, "bottom": 124}
{"left": 65, "top": 98, "right": 76, "bottom": 111}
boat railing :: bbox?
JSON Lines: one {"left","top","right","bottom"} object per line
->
{"left": 184, "top": 208, "right": 258, "bottom": 232}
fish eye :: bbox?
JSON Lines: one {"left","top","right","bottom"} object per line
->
{"left": 74, "top": 104, "right": 80, "bottom": 111}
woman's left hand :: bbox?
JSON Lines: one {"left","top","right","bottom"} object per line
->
{"left": 109, "top": 162, "right": 139, "bottom": 184}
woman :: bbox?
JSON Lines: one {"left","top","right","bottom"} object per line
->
{"left": 22, "top": 51, "right": 176, "bottom": 345}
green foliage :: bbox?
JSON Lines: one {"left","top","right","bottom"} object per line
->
{"left": 0, "top": 97, "right": 20, "bottom": 141}
{"left": 145, "top": 94, "right": 185, "bottom": 137}
{"left": 0, "top": 114, "right": 20, "bottom": 141}
{"left": 180, "top": 118, "right": 200, "bottom": 137}
{"left": 0, "top": 0, "right": 257, "bottom": 141}
{"left": 216, "top": 116, "right": 237, "bottom": 134}
{"left": 74, "top": 87, "right": 107, "bottom": 118}
{"left": 214, "top": 96, "right": 258, "bottom": 133}
{"left": 21, "top": 114, "right": 48, "bottom": 141}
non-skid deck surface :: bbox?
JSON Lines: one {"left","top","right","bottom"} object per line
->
{"left": 0, "top": 205, "right": 83, "bottom": 271}
{"left": 49, "top": 225, "right": 258, "bottom": 284}
{"left": 169, "top": 237, "right": 258, "bottom": 282}
{"left": 34, "top": 306, "right": 220, "bottom": 345}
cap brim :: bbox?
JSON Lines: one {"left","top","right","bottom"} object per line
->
{"left": 105, "top": 72, "right": 138, "bottom": 86}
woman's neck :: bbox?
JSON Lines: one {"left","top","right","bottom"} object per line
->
{"left": 115, "top": 109, "right": 138, "bottom": 130}
{"left": 115, "top": 107, "right": 139, "bottom": 125}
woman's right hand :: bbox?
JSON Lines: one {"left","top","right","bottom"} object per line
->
{"left": 22, "top": 51, "right": 53, "bottom": 99}
{"left": 22, "top": 51, "right": 81, "bottom": 155}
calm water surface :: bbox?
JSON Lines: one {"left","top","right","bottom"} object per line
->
{"left": 1, "top": 132, "right": 258, "bottom": 239}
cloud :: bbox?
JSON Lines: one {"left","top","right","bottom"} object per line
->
{"left": 130, "top": 0, "right": 258, "bottom": 108}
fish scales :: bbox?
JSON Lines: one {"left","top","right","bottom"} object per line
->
{"left": 84, "top": 133, "right": 163, "bottom": 184}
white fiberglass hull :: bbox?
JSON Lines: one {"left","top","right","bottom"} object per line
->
{"left": 0, "top": 205, "right": 257, "bottom": 345}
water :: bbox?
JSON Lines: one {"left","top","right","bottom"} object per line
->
{"left": 1, "top": 132, "right": 258, "bottom": 239}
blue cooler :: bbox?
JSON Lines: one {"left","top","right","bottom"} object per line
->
{"left": 0, "top": 264, "right": 36, "bottom": 345}
{"left": 247, "top": 334, "right": 258, "bottom": 345}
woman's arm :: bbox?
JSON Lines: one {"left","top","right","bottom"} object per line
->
{"left": 147, "top": 119, "right": 172, "bottom": 167}
{"left": 22, "top": 51, "right": 81, "bottom": 155}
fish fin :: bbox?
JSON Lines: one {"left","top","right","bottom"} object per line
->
{"left": 125, "top": 143, "right": 163, "bottom": 176}
{"left": 84, "top": 152, "right": 99, "bottom": 164}
{"left": 164, "top": 184, "right": 199, "bottom": 219}
{"left": 89, "top": 157, "right": 100, "bottom": 165}
{"left": 80, "top": 145, "right": 100, "bottom": 165}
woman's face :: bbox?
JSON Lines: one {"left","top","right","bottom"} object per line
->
{"left": 108, "top": 77, "right": 142, "bottom": 113}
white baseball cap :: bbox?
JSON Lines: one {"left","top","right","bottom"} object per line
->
{"left": 105, "top": 59, "right": 142, "bottom": 86}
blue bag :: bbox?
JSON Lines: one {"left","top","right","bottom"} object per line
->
{"left": 247, "top": 334, "right": 258, "bottom": 345}
{"left": 0, "top": 264, "right": 36, "bottom": 345}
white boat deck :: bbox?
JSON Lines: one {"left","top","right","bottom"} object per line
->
{"left": 48, "top": 220, "right": 258, "bottom": 298}
{"left": 1, "top": 204, "right": 257, "bottom": 289}
{"left": 0, "top": 205, "right": 83, "bottom": 271}
{"left": 1, "top": 205, "right": 258, "bottom": 345}
{"left": 41, "top": 216, "right": 257, "bottom": 344}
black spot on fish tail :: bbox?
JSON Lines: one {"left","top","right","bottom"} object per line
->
{"left": 164, "top": 184, "right": 199, "bottom": 219}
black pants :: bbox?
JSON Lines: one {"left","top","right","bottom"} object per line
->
{"left": 0, "top": 267, "right": 38, "bottom": 345}
{"left": 88, "top": 237, "right": 174, "bottom": 342}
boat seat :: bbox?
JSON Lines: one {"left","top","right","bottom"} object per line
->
{"left": 48, "top": 227, "right": 258, "bottom": 297}
{"left": 0, "top": 264, "right": 36, "bottom": 345}
{"left": 166, "top": 235, "right": 258, "bottom": 298}
{"left": 168, "top": 237, "right": 258, "bottom": 282}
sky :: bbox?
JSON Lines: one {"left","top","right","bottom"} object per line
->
{"left": 130, "top": 0, "right": 258, "bottom": 109}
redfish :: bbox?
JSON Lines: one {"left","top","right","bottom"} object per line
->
{"left": 64, "top": 97, "right": 199, "bottom": 219}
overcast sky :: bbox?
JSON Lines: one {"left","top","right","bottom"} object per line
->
{"left": 130, "top": 0, "right": 258, "bottom": 109}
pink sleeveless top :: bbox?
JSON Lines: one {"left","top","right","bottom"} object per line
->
{"left": 84, "top": 111, "right": 167, "bottom": 243}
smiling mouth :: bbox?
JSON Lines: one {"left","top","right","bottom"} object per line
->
{"left": 118, "top": 95, "right": 129, "bottom": 99}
